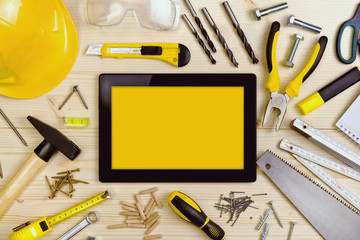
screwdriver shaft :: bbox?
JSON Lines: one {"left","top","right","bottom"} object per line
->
{"left": 0, "top": 108, "right": 27, "bottom": 146}
{"left": 223, "top": 1, "right": 259, "bottom": 64}
{"left": 182, "top": 15, "right": 216, "bottom": 64}
{"left": 202, "top": 8, "right": 239, "bottom": 67}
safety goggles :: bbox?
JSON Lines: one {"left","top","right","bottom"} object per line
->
{"left": 86, "top": 0, "right": 180, "bottom": 31}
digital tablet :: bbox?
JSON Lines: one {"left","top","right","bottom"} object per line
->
{"left": 99, "top": 74, "right": 256, "bottom": 182}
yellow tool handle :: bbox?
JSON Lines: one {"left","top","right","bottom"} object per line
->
{"left": 266, "top": 21, "right": 281, "bottom": 92}
{"left": 168, "top": 191, "right": 226, "bottom": 240}
{"left": 285, "top": 36, "right": 328, "bottom": 99}
{"left": 101, "top": 43, "right": 190, "bottom": 67}
{"left": 0, "top": 153, "right": 47, "bottom": 219}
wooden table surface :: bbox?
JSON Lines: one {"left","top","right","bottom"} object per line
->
{"left": 1, "top": 0, "right": 360, "bottom": 239}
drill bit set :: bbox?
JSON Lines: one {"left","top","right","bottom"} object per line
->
{"left": 183, "top": 0, "right": 258, "bottom": 66}
{"left": 45, "top": 168, "right": 89, "bottom": 199}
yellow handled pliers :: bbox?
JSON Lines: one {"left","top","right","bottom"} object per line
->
{"left": 263, "top": 21, "right": 328, "bottom": 131}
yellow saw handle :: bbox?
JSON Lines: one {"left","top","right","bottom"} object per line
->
{"left": 285, "top": 36, "right": 328, "bottom": 99}
{"left": 101, "top": 43, "right": 191, "bottom": 67}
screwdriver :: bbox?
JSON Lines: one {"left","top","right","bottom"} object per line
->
{"left": 168, "top": 191, "right": 227, "bottom": 240}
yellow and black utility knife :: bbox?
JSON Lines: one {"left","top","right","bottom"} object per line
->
{"left": 168, "top": 191, "right": 227, "bottom": 240}
{"left": 86, "top": 43, "right": 191, "bottom": 67}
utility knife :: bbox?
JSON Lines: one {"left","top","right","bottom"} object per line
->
{"left": 86, "top": 43, "right": 191, "bottom": 67}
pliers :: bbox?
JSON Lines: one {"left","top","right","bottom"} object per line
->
{"left": 262, "top": 21, "right": 328, "bottom": 131}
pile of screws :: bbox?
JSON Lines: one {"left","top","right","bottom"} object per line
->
{"left": 45, "top": 168, "right": 89, "bottom": 199}
{"left": 214, "top": 191, "right": 265, "bottom": 226}
{"left": 107, "top": 187, "right": 163, "bottom": 240}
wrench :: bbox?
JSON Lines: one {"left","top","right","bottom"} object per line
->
{"left": 57, "top": 212, "right": 99, "bottom": 240}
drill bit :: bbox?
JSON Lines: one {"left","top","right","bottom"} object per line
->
{"left": 0, "top": 108, "right": 27, "bottom": 146}
{"left": 202, "top": 8, "right": 239, "bottom": 67}
{"left": 223, "top": 1, "right": 259, "bottom": 64}
{"left": 184, "top": 0, "right": 216, "bottom": 53}
{"left": 182, "top": 14, "right": 216, "bottom": 64}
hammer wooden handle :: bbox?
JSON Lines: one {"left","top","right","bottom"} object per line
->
{"left": 0, "top": 153, "right": 46, "bottom": 219}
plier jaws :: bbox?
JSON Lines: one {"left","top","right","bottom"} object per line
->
{"left": 263, "top": 92, "right": 290, "bottom": 131}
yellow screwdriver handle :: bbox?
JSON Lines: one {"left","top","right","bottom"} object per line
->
{"left": 168, "top": 191, "right": 226, "bottom": 240}
{"left": 101, "top": 43, "right": 190, "bottom": 67}
{"left": 285, "top": 36, "right": 328, "bottom": 99}
{"left": 266, "top": 21, "right": 281, "bottom": 93}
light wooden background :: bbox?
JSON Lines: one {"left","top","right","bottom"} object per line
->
{"left": 1, "top": 0, "right": 360, "bottom": 239}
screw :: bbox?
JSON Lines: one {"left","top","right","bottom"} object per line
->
{"left": 268, "top": 201, "right": 283, "bottom": 228}
{"left": 254, "top": 2, "right": 288, "bottom": 21}
{"left": 288, "top": 14, "right": 322, "bottom": 33}
{"left": 285, "top": 34, "right": 304, "bottom": 68}
{"left": 288, "top": 222, "right": 296, "bottom": 240}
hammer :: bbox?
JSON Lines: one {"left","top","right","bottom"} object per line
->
{"left": 0, "top": 116, "right": 80, "bottom": 218}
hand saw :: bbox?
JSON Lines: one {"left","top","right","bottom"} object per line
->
{"left": 280, "top": 138, "right": 360, "bottom": 211}
{"left": 257, "top": 150, "right": 360, "bottom": 240}
{"left": 86, "top": 43, "right": 191, "bottom": 67}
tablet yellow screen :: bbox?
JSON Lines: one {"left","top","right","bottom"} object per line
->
{"left": 111, "top": 86, "right": 244, "bottom": 169}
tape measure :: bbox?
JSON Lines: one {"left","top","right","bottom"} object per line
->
{"left": 291, "top": 118, "right": 360, "bottom": 172}
{"left": 280, "top": 139, "right": 360, "bottom": 182}
{"left": 9, "top": 190, "right": 110, "bottom": 240}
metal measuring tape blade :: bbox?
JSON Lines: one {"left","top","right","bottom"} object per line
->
{"left": 280, "top": 139, "right": 360, "bottom": 182}
{"left": 291, "top": 118, "right": 360, "bottom": 172}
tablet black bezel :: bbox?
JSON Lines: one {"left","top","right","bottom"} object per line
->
{"left": 99, "top": 74, "right": 256, "bottom": 182}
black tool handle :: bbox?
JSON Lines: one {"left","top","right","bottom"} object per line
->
{"left": 319, "top": 67, "right": 360, "bottom": 102}
{"left": 266, "top": 21, "right": 280, "bottom": 74}
{"left": 336, "top": 3, "right": 360, "bottom": 64}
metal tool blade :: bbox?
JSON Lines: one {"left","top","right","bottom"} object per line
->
{"left": 86, "top": 44, "right": 142, "bottom": 55}
{"left": 86, "top": 44, "right": 103, "bottom": 55}
{"left": 257, "top": 150, "right": 360, "bottom": 240}
{"left": 262, "top": 92, "right": 289, "bottom": 131}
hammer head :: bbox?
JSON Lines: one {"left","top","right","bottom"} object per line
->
{"left": 28, "top": 116, "right": 81, "bottom": 161}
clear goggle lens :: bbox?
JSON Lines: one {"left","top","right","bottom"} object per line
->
{"left": 86, "top": 0, "right": 180, "bottom": 31}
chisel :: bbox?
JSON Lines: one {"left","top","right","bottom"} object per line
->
{"left": 168, "top": 191, "right": 227, "bottom": 240}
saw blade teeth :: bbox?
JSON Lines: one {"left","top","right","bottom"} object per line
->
{"left": 265, "top": 150, "right": 360, "bottom": 216}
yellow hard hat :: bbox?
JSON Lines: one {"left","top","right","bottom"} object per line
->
{"left": 0, "top": 0, "right": 78, "bottom": 99}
